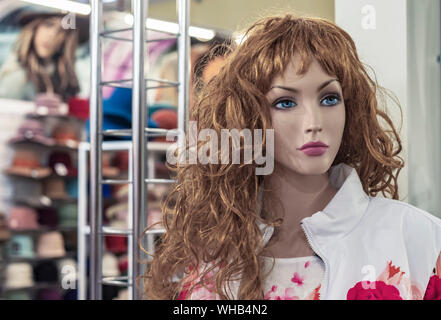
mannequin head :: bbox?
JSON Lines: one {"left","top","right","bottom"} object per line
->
{"left": 16, "top": 16, "right": 80, "bottom": 101}
{"left": 266, "top": 54, "right": 345, "bottom": 176}
{"left": 144, "top": 14, "right": 403, "bottom": 300}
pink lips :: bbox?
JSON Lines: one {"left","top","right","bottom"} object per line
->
{"left": 299, "top": 141, "right": 328, "bottom": 156}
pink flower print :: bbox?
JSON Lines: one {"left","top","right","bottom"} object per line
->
{"left": 264, "top": 285, "right": 278, "bottom": 300}
{"left": 291, "top": 272, "right": 304, "bottom": 286}
{"left": 305, "top": 261, "right": 310, "bottom": 268}
{"left": 265, "top": 285, "right": 299, "bottom": 300}
{"left": 278, "top": 288, "right": 299, "bottom": 300}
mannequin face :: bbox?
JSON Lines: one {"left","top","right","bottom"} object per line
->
{"left": 33, "top": 17, "right": 66, "bottom": 60}
{"left": 265, "top": 55, "right": 345, "bottom": 176}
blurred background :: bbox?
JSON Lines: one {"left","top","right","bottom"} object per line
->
{"left": 0, "top": 0, "right": 438, "bottom": 300}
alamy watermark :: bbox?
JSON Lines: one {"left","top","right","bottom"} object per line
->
{"left": 165, "top": 121, "right": 275, "bottom": 175}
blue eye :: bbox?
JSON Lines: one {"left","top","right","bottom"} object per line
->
{"left": 322, "top": 94, "right": 341, "bottom": 106}
{"left": 274, "top": 99, "right": 296, "bottom": 109}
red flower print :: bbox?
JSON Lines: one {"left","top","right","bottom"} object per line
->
{"left": 305, "top": 284, "right": 321, "bottom": 300}
{"left": 423, "top": 275, "right": 441, "bottom": 300}
{"left": 305, "top": 261, "right": 310, "bottom": 268}
{"left": 347, "top": 281, "right": 403, "bottom": 300}
{"left": 291, "top": 272, "right": 304, "bottom": 286}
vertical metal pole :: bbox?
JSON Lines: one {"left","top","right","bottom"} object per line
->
{"left": 90, "top": 0, "right": 103, "bottom": 300}
{"left": 177, "top": 0, "right": 190, "bottom": 144}
{"left": 132, "top": 0, "right": 147, "bottom": 300}
{"left": 78, "top": 143, "right": 88, "bottom": 300}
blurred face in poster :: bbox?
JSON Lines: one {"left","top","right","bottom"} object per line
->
{"left": 33, "top": 17, "right": 67, "bottom": 60}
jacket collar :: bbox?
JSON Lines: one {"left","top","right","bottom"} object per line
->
{"left": 257, "top": 163, "right": 370, "bottom": 249}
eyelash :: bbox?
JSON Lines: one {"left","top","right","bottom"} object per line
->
{"left": 272, "top": 92, "right": 342, "bottom": 110}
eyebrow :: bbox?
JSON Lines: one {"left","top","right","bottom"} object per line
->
{"left": 270, "top": 78, "right": 339, "bottom": 94}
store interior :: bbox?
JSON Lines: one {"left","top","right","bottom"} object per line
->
{"left": 0, "top": 0, "right": 439, "bottom": 300}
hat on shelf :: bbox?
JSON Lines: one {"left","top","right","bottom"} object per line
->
{"left": 115, "top": 184, "right": 129, "bottom": 200}
{"left": 7, "top": 206, "right": 39, "bottom": 231}
{"left": 12, "top": 180, "right": 53, "bottom": 208}
{"left": 68, "top": 97, "right": 89, "bottom": 120}
{"left": 154, "top": 161, "right": 171, "bottom": 179}
{"left": 29, "top": 92, "right": 69, "bottom": 117}
{"left": 0, "top": 211, "right": 11, "bottom": 242}
{"left": 102, "top": 284, "right": 120, "bottom": 300}
{"left": 5, "top": 291, "right": 32, "bottom": 300}
{"left": 7, "top": 234, "right": 34, "bottom": 258}
{"left": 113, "top": 288, "right": 129, "bottom": 300}
{"left": 38, "top": 207, "right": 59, "bottom": 228}
{"left": 102, "top": 152, "right": 120, "bottom": 178}
{"left": 8, "top": 119, "right": 55, "bottom": 146}
{"left": 5, "top": 262, "right": 34, "bottom": 289}
{"left": 113, "top": 150, "right": 129, "bottom": 172}
{"left": 4, "top": 150, "right": 52, "bottom": 179}
{"left": 36, "top": 231, "right": 66, "bottom": 258}
{"left": 51, "top": 122, "right": 81, "bottom": 149}
{"left": 63, "top": 231, "right": 77, "bottom": 252}
{"left": 57, "top": 258, "right": 78, "bottom": 283}
{"left": 33, "top": 260, "right": 59, "bottom": 283}
{"left": 43, "top": 177, "right": 68, "bottom": 199}
{"left": 102, "top": 184, "right": 112, "bottom": 199}
{"left": 151, "top": 108, "right": 178, "bottom": 143}
{"left": 105, "top": 235, "right": 127, "bottom": 254}
{"left": 35, "top": 288, "right": 62, "bottom": 300}
{"left": 147, "top": 207, "right": 163, "bottom": 229}
{"left": 118, "top": 255, "right": 128, "bottom": 275}
{"left": 66, "top": 179, "right": 78, "bottom": 198}
{"left": 105, "top": 202, "right": 128, "bottom": 229}
{"left": 17, "top": 7, "right": 90, "bottom": 44}
{"left": 57, "top": 203, "right": 77, "bottom": 228}
{"left": 102, "top": 252, "right": 120, "bottom": 278}
{"left": 86, "top": 87, "right": 159, "bottom": 142}
{"left": 151, "top": 108, "right": 178, "bottom": 129}
{"left": 48, "top": 151, "right": 78, "bottom": 177}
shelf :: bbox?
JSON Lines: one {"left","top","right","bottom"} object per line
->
{"left": 6, "top": 252, "right": 77, "bottom": 263}
{"left": 25, "top": 113, "right": 86, "bottom": 122}
{"left": 100, "top": 27, "right": 179, "bottom": 43}
{"left": 99, "top": 276, "right": 131, "bottom": 287}
{"left": 81, "top": 226, "right": 165, "bottom": 236}
{"left": 9, "top": 226, "right": 77, "bottom": 234}
{"left": 8, "top": 140, "right": 81, "bottom": 151}
{"left": 99, "top": 77, "right": 179, "bottom": 90}
{"left": 2, "top": 281, "right": 79, "bottom": 292}
{"left": 102, "top": 128, "right": 179, "bottom": 139}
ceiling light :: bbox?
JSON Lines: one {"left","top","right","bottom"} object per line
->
{"left": 20, "top": 0, "right": 91, "bottom": 15}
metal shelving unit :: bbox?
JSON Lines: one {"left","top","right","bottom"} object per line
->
{"left": 86, "top": 0, "right": 189, "bottom": 300}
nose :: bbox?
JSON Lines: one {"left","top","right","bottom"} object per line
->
{"left": 304, "top": 106, "right": 322, "bottom": 134}
{"left": 306, "top": 124, "right": 322, "bottom": 134}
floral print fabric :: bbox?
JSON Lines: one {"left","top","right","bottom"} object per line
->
{"left": 178, "top": 251, "right": 441, "bottom": 300}
{"left": 347, "top": 251, "right": 441, "bottom": 300}
{"left": 260, "top": 255, "right": 324, "bottom": 300}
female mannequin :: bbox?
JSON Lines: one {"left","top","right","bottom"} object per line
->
{"left": 143, "top": 14, "right": 441, "bottom": 300}
{"left": 0, "top": 11, "right": 87, "bottom": 101}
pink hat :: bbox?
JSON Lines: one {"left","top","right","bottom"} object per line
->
{"left": 7, "top": 206, "right": 39, "bottom": 231}
{"left": 37, "top": 231, "right": 66, "bottom": 258}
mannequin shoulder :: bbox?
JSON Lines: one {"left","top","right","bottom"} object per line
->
{"left": 367, "top": 196, "right": 441, "bottom": 237}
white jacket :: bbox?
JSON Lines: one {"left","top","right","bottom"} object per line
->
{"left": 180, "top": 163, "right": 441, "bottom": 300}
